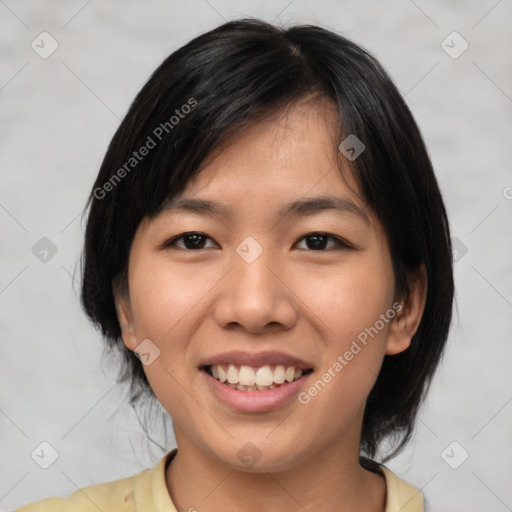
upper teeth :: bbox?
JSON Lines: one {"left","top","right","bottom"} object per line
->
{"left": 211, "top": 364, "right": 303, "bottom": 386}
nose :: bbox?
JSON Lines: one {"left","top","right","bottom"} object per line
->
{"left": 212, "top": 246, "right": 298, "bottom": 334}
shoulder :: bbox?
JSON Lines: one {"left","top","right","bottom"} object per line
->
{"left": 13, "top": 449, "right": 178, "bottom": 512}
{"left": 378, "top": 465, "right": 424, "bottom": 512}
{"left": 13, "top": 463, "right": 155, "bottom": 512}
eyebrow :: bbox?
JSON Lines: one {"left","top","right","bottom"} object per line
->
{"left": 161, "top": 195, "right": 369, "bottom": 224}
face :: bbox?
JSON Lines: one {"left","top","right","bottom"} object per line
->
{"left": 115, "top": 99, "right": 425, "bottom": 472}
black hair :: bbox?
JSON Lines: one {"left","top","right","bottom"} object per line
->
{"left": 80, "top": 18, "right": 454, "bottom": 461}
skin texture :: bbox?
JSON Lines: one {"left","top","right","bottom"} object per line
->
{"left": 115, "top": 98, "right": 427, "bottom": 512}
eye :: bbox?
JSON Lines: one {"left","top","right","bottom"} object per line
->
{"left": 295, "top": 232, "right": 352, "bottom": 251}
{"left": 163, "top": 231, "right": 353, "bottom": 252}
{"left": 164, "top": 232, "right": 217, "bottom": 250}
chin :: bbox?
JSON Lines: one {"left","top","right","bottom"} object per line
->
{"left": 209, "top": 440, "right": 306, "bottom": 474}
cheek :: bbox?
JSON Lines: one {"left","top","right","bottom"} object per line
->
{"left": 291, "top": 255, "right": 395, "bottom": 416}
{"left": 126, "top": 258, "right": 215, "bottom": 404}
{"left": 128, "top": 258, "right": 209, "bottom": 341}
{"left": 296, "top": 256, "right": 395, "bottom": 345}
{"left": 127, "top": 260, "right": 196, "bottom": 414}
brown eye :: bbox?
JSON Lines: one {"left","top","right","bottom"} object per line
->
{"left": 165, "top": 232, "right": 217, "bottom": 250}
{"left": 295, "top": 232, "right": 352, "bottom": 251}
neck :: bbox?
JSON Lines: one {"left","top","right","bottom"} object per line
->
{"left": 165, "top": 434, "right": 386, "bottom": 512}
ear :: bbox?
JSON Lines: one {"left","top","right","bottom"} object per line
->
{"left": 113, "top": 288, "right": 138, "bottom": 352}
{"left": 385, "top": 264, "right": 427, "bottom": 356}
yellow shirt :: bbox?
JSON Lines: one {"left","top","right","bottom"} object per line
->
{"left": 15, "top": 449, "right": 424, "bottom": 511}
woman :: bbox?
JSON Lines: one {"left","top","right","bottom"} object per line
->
{"left": 17, "top": 18, "right": 454, "bottom": 512}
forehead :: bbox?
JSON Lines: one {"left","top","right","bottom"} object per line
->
{"left": 170, "top": 99, "right": 369, "bottom": 220}
{"left": 198, "top": 98, "right": 340, "bottom": 173}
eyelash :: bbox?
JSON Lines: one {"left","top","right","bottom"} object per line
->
{"left": 163, "top": 231, "right": 354, "bottom": 252}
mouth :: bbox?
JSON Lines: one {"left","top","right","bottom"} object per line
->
{"left": 200, "top": 364, "right": 314, "bottom": 392}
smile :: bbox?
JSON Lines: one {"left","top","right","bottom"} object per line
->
{"left": 203, "top": 364, "right": 314, "bottom": 392}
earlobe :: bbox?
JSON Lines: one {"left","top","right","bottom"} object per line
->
{"left": 114, "top": 294, "right": 138, "bottom": 351}
{"left": 385, "top": 264, "right": 427, "bottom": 356}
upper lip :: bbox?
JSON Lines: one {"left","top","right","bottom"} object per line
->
{"left": 199, "top": 350, "right": 314, "bottom": 370}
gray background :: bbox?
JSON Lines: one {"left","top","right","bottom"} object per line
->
{"left": 1, "top": 0, "right": 511, "bottom": 510}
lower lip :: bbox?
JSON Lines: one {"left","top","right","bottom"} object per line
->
{"left": 201, "top": 369, "right": 312, "bottom": 413}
